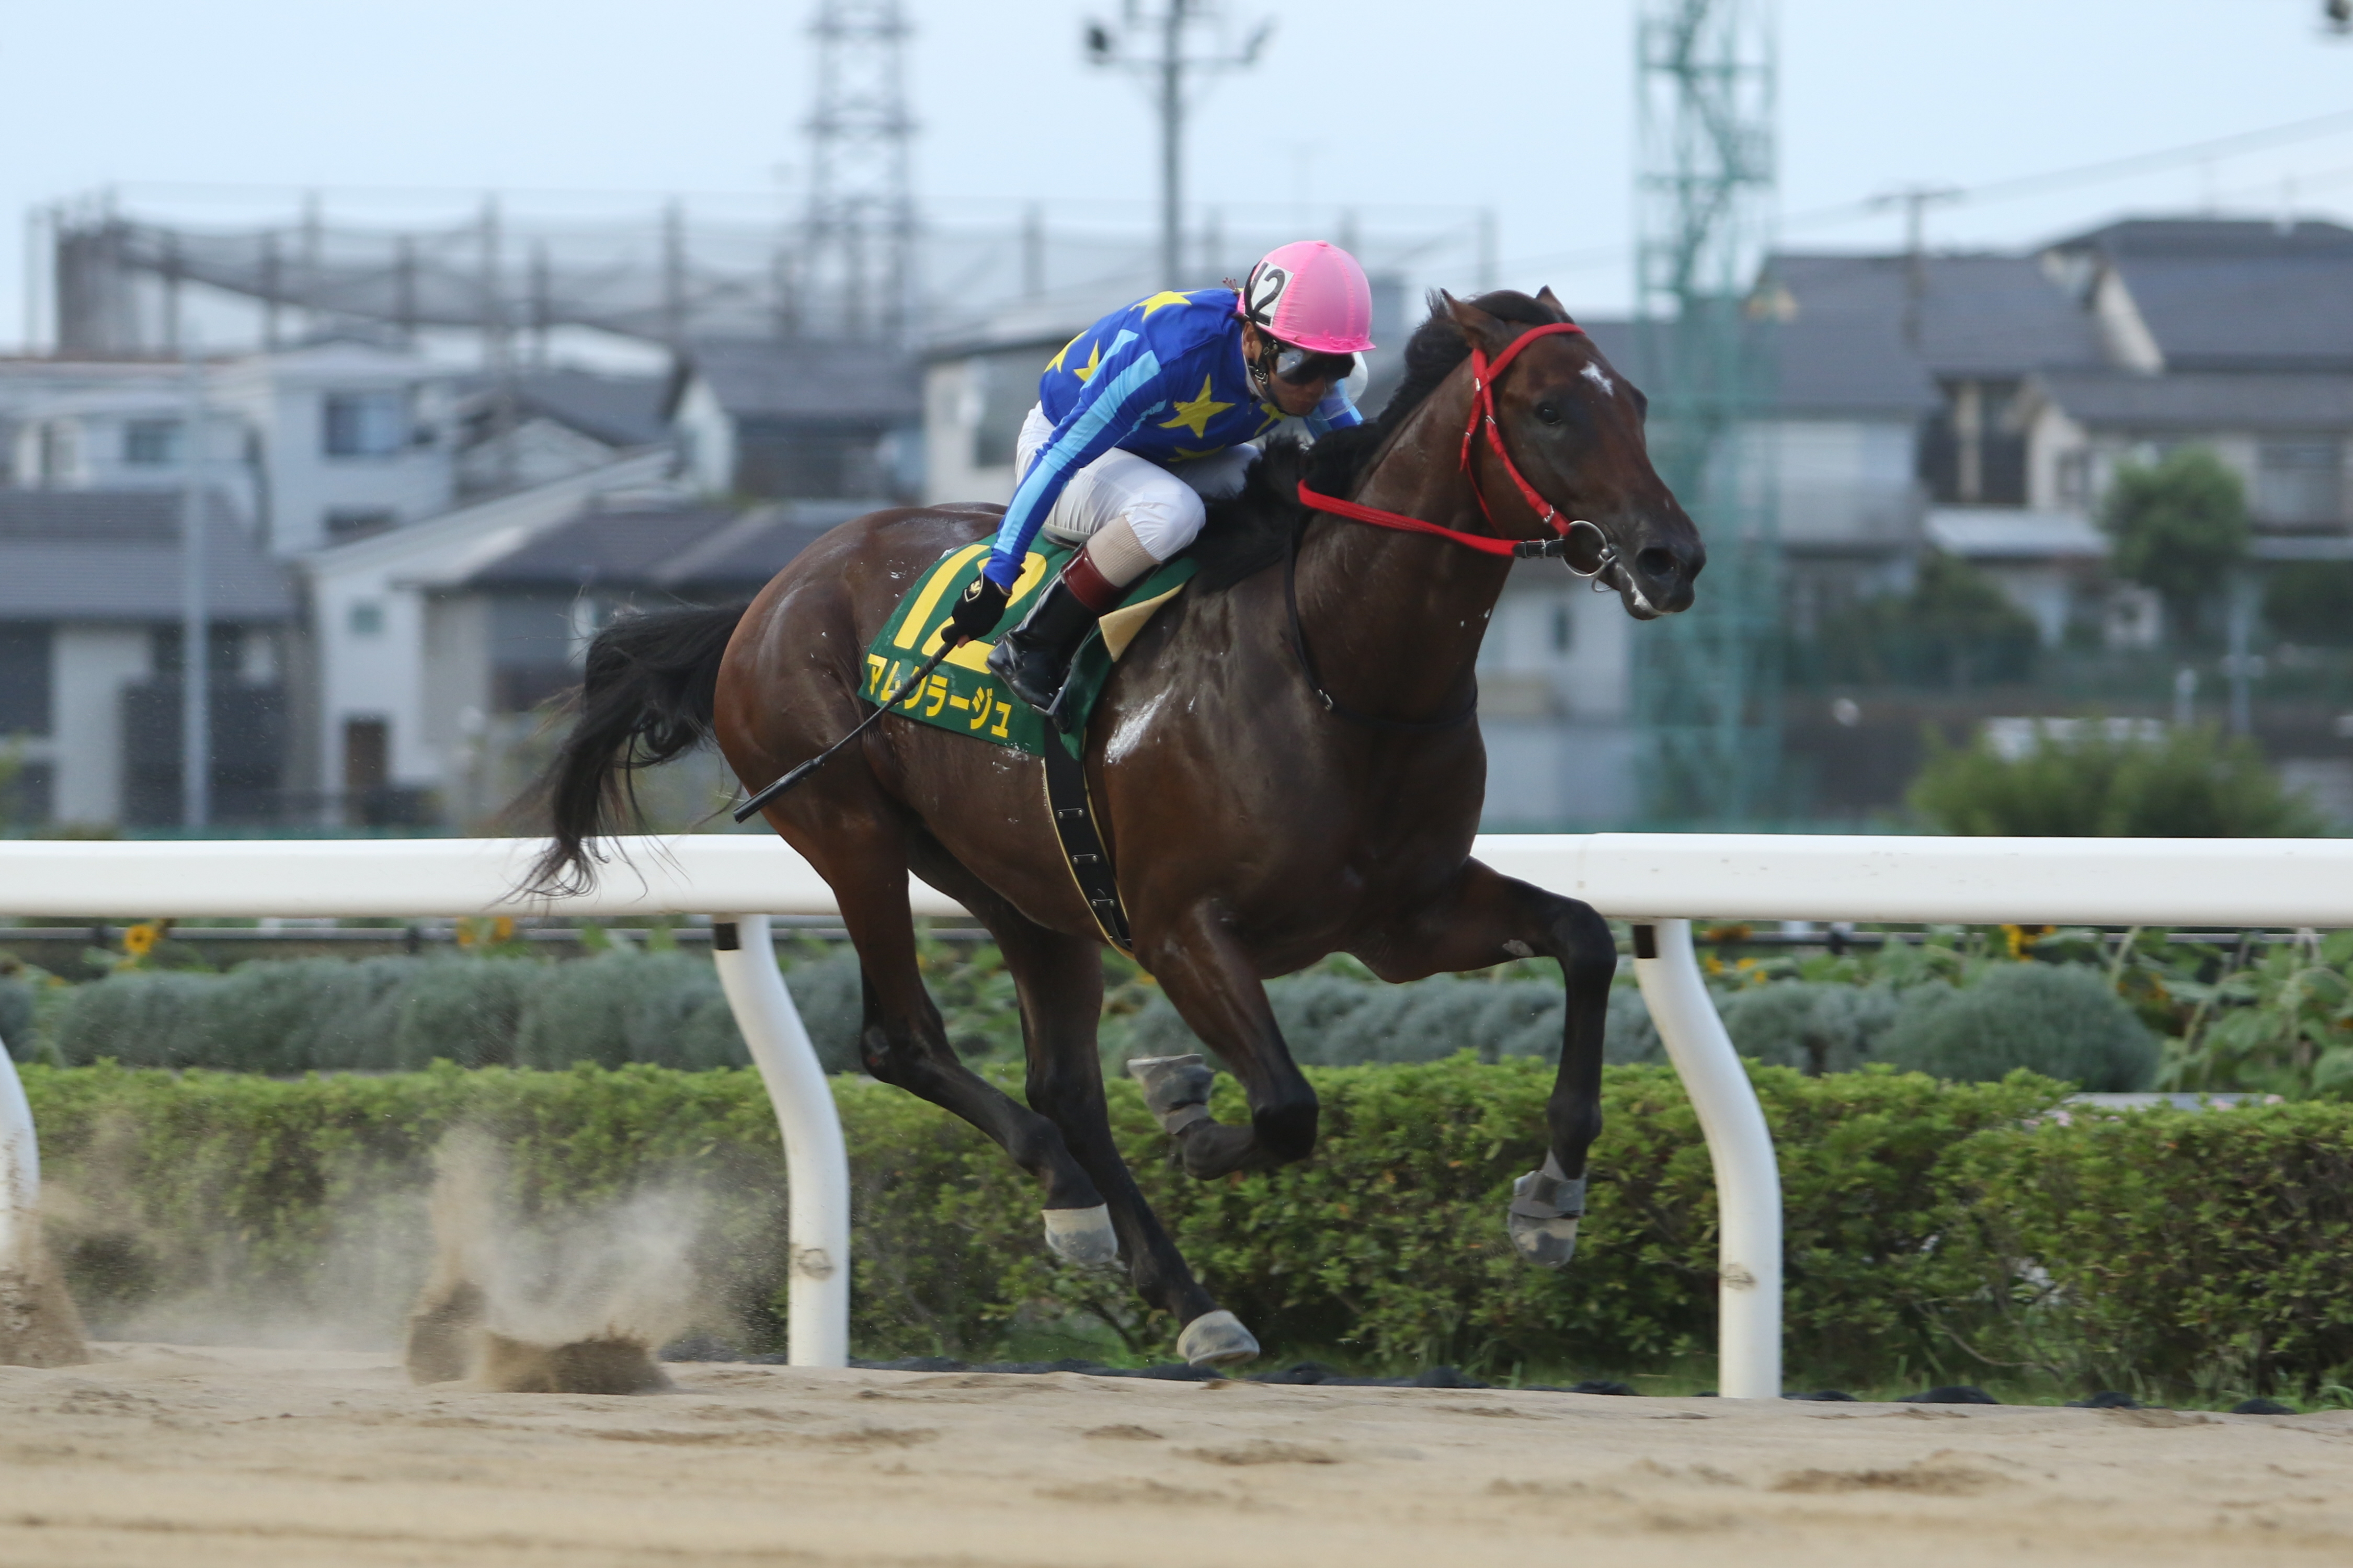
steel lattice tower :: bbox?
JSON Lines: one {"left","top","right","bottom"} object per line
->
{"left": 1631, "top": 0, "right": 1783, "bottom": 826}
{"left": 803, "top": 0, "right": 917, "bottom": 341}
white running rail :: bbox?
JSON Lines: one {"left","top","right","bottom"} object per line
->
{"left": 3, "top": 832, "right": 2350, "bottom": 1391}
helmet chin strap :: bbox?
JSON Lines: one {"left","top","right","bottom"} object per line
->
{"left": 1243, "top": 325, "right": 1281, "bottom": 399}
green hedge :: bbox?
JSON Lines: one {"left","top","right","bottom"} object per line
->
{"left": 21, "top": 1059, "right": 2353, "bottom": 1395}
{"left": 16, "top": 951, "right": 869, "bottom": 1077}
{"left": 14, "top": 937, "right": 2170, "bottom": 1095}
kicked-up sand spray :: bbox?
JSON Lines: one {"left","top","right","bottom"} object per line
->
{"left": 403, "top": 1132, "right": 702, "bottom": 1394}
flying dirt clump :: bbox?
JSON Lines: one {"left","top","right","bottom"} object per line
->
{"left": 403, "top": 1132, "right": 705, "bottom": 1394}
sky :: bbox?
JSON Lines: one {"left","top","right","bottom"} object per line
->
{"left": 4, "top": 0, "right": 2351, "bottom": 351}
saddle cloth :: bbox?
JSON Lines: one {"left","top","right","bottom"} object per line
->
{"left": 862, "top": 537, "right": 1196, "bottom": 760}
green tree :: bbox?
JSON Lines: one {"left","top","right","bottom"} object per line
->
{"left": 2101, "top": 447, "right": 2249, "bottom": 644}
{"left": 1908, "top": 723, "right": 2325, "bottom": 837}
{"left": 1810, "top": 552, "right": 2040, "bottom": 691}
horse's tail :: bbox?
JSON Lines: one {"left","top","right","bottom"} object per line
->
{"left": 522, "top": 602, "right": 748, "bottom": 896}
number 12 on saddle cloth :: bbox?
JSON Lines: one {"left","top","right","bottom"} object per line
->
{"left": 862, "top": 538, "right": 1197, "bottom": 760}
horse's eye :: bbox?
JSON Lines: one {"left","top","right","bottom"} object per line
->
{"left": 1535, "top": 403, "right": 1563, "bottom": 426}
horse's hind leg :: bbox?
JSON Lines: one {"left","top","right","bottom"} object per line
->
{"left": 1134, "top": 902, "right": 1319, "bottom": 1182}
{"left": 816, "top": 820, "right": 1106, "bottom": 1218}
{"left": 1361, "top": 860, "right": 1616, "bottom": 1269}
{"left": 902, "top": 845, "right": 1249, "bottom": 1365}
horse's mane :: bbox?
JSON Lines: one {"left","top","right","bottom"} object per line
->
{"left": 1187, "top": 289, "right": 1566, "bottom": 593}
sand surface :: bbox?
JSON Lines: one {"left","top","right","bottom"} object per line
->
{"left": 2, "top": 1344, "right": 2350, "bottom": 1566}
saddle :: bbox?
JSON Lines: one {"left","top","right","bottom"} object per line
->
{"left": 864, "top": 539, "right": 1196, "bottom": 951}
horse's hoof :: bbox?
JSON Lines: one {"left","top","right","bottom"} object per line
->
{"left": 1176, "top": 1309, "right": 1259, "bottom": 1368}
{"left": 1041, "top": 1204, "right": 1118, "bottom": 1265}
{"left": 1505, "top": 1158, "right": 1586, "bottom": 1268}
{"left": 1126, "top": 1054, "right": 1214, "bottom": 1135}
{"left": 1507, "top": 1212, "right": 1582, "bottom": 1268}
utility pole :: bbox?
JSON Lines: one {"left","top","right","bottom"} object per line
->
{"left": 179, "top": 348, "right": 211, "bottom": 829}
{"left": 1086, "top": 2, "right": 1272, "bottom": 291}
{"left": 1867, "top": 184, "right": 1960, "bottom": 345}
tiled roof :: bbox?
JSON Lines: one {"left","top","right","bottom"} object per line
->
{"left": 680, "top": 337, "right": 921, "bottom": 424}
{"left": 454, "top": 499, "right": 875, "bottom": 597}
{"left": 2035, "top": 369, "right": 2353, "bottom": 431}
{"left": 2050, "top": 221, "right": 2353, "bottom": 373}
{"left": 0, "top": 490, "right": 294, "bottom": 620}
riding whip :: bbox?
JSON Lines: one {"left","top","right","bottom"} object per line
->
{"left": 732, "top": 637, "right": 964, "bottom": 822}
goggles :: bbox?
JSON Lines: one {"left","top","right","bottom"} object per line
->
{"left": 1271, "top": 343, "right": 1356, "bottom": 386}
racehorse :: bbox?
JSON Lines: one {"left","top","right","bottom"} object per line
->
{"left": 527, "top": 288, "right": 1705, "bottom": 1366}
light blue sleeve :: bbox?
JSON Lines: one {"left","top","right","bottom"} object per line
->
{"left": 985, "top": 334, "right": 1165, "bottom": 586}
{"left": 1304, "top": 387, "right": 1364, "bottom": 437}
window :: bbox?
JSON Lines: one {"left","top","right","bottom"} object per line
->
{"left": 123, "top": 419, "right": 182, "bottom": 467}
{"left": 0, "top": 623, "right": 53, "bottom": 736}
{"left": 2057, "top": 450, "right": 2091, "bottom": 507}
{"left": 322, "top": 391, "right": 407, "bottom": 457}
{"left": 2257, "top": 440, "right": 2345, "bottom": 528}
{"left": 1919, "top": 380, "right": 2027, "bottom": 506}
{"left": 348, "top": 601, "right": 385, "bottom": 636}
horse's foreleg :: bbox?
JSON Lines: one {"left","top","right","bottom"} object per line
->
{"left": 1363, "top": 860, "right": 1616, "bottom": 1269}
{"left": 1136, "top": 902, "right": 1319, "bottom": 1182}
{"left": 901, "top": 844, "right": 1251, "bottom": 1366}
{"left": 995, "top": 920, "right": 1247, "bottom": 1361}
{"left": 822, "top": 825, "right": 1105, "bottom": 1216}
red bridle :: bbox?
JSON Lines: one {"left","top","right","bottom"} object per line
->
{"left": 1296, "top": 321, "right": 1607, "bottom": 567}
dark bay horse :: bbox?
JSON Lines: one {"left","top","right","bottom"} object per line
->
{"left": 529, "top": 288, "right": 1704, "bottom": 1365}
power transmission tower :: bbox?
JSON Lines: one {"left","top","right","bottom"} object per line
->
{"left": 804, "top": 0, "right": 917, "bottom": 341}
{"left": 1631, "top": 0, "right": 1783, "bottom": 826}
{"left": 1085, "top": 2, "right": 1271, "bottom": 290}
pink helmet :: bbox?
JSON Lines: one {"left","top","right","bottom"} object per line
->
{"left": 1238, "top": 241, "right": 1375, "bottom": 354}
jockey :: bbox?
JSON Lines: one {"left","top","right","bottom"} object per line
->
{"left": 946, "top": 240, "right": 1378, "bottom": 719}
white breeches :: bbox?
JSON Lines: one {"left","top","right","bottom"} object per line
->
{"left": 1015, "top": 403, "right": 1259, "bottom": 562}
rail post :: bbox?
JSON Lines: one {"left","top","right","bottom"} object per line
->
{"left": 1632, "top": 918, "right": 1782, "bottom": 1399}
{"left": 709, "top": 914, "right": 851, "bottom": 1367}
{"left": 0, "top": 1040, "right": 36, "bottom": 1272}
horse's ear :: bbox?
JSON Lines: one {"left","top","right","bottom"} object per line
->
{"left": 1534, "top": 285, "right": 1574, "bottom": 324}
{"left": 1441, "top": 290, "right": 1517, "bottom": 353}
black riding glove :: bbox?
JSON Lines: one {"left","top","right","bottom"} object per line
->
{"left": 947, "top": 574, "right": 1011, "bottom": 644}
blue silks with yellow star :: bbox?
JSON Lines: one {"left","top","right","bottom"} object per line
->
{"left": 864, "top": 538, "right": 1197, "bottom": 760}
{"left": 981, "top": 287, "right": 1359, "bottom": 587}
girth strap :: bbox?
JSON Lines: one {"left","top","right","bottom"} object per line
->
{"left": 1040, "top": 739, "right": 1134, "bottom": 952}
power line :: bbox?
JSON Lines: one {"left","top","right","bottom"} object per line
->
{"left": 1497, "top": 105, "right": 2353, "bottom": 280}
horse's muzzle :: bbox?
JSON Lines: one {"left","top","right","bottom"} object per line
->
{"left": 1626, "top": 539, "right": 1703, "bottom": 616}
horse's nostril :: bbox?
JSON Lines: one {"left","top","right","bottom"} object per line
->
{"left": 1635, "top": 546, "right": 1681, "bottom": 581}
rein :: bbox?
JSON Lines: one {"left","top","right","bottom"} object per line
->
{"left": 1283, "top": 319, "right": 1610, "bottom": 731}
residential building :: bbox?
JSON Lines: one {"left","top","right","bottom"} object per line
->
{"left": 0, "top": 490, "right": 295, "bottom": 828}
{"left": 671, "top": 337, "right": 921, "bottom": 502}
{"left": 301, "top": 451, "right": 677, "bottom": 826}
{"left": 4, "top": 341, "right": 463, "bottom": 556}
{"left": 451, "top": 367, "right": 670, "bottom": 499}
{"left": 419, "top": 497, "right": 858, "bottom": 826}
{"left": 0, "top": 357, "right": 186, "bottom": 488}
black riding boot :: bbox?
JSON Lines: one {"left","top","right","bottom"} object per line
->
{"left": 988, "top": 576, "right": 1102, "bottom": 724}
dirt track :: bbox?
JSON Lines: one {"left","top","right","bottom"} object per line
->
{"left": 2, "top": 1343, "right": 2350, "bottom": 1566}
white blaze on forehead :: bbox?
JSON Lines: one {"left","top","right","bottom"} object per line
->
{"left": 1580, "top": 361, "right": 1616, "bottom": 397}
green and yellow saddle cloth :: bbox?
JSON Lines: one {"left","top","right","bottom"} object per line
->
{"left": 862, "top": 537, "right": 1196, "bottom": 760}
